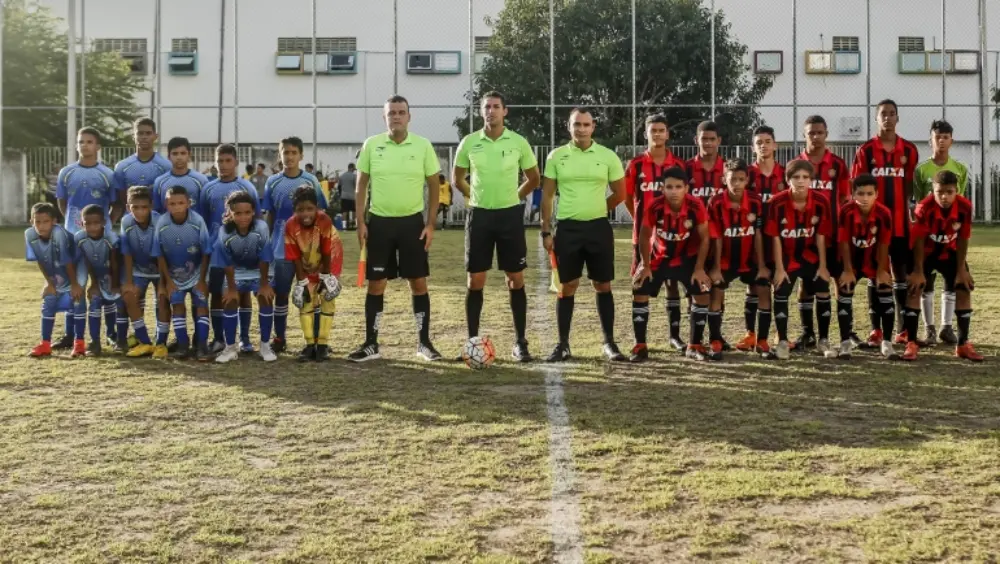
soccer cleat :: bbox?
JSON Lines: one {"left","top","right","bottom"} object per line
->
{"left": 87, "top": 340, "right": 102, "bottom": 357}
{"left": 512, "top": 340, "right": 533, "bottom": 363}
{"left": 209, "top": 340, "right": 226, "bottom": 355}
{"left": 923, "top": 325, "right": 938, "bottom": 347}
{"left": 669, "top": 336, "right": 687, "bottom": 353}
{"left": 707, "top": 340, "right": 724, "bottom": 362}
{"left": 865, "top": 329, "right": 884, "bottom": 349}
{"left": 348, "top": 342, "right": 381, "bottom": 363}
{"left": 939, "top": 325, "right": 958, "bottom": 345}
{"left": 720, "top": 338, "right": 733, "bottom": 352}
{"left": 259, "top": 342, "right": 277, "bottom": 362}
{"left": 215, "top": 344, "right": 239, "bottom": 364}
{"left": 685, "top": 344, "right": 708, "bottom": 361}
{"left": 313, "top": 345, "right": 330, "bottom": 362}
{"left": 901, "top": 341, "right": 919, "bottom": 361}
{"left": 105, "top": 334, "right": 118, "bottom": 348}
{"left": 111, "top": 338, "right": 128, "bottom": 354}
{"left": 880, "top": 340, "right": 900, "bottom": 360}
{"left": 175, "top": 342, "right": 192, "bottom": 360}
{"left": 602, "top": 343, "right": 626, "bottom": 362}
{"left": 53, "top": 334, "right": 75, "bottom": 350}
{"left": 955, "top": 343, "right": 984, "bottom": 363}
{"left": 629, "top": 344, "right": 649, "bottom": 363}
{"left": 775, "top": 340, "right": 791, "bottom": 360}
{"left": 417, "top": 342, "right": 442, "bottom": 362}
{"left": 756, "top": 339, "right": 774, "bottom": 359}
{"left": 817, "top": 338, "right": 832, "bottom": 357}
{"left": 126, "top": 343, "right": 156, "bottom": 358}
{"left": 195, "top": 342, "right": 213, "bottom": 362}
{"left": 849, "top": 332, "right": 864, "bottom": 348}
{"left": 546, "top": 343, "right": 572, "bottom": 362}
{"left": 240, "top": 341, "right": 256, "bottom": 354}
{"left": 297, "top": 345, "right": 316, "bottom": 362}
{"left": 792, "top": 331, "right": 816, "bottom": 351}
{"left": 167, "top": 340, "right": 179, "bottom": 353}
{"left": 735, "top": 332, "right": 757, "bottom": 352}
{"left": 29, "top": 341, "right": 52, "bottom": 358}
{"left": 152, "top": 344, "right": 169, "bottom": 360}
{"left": 836, "top": 340, "right": 854, "bottom": 359}
{"left": 894, "top": 330, "right": 909, "bottom": 345}
{"left": 71, "top": 339, "right": 87, "bottom": 358}
{"left": 271, "top": 337, "right": 287, "bottom": 354}
{"left": 127, "top": 334, "right": 139, "bottom": 349}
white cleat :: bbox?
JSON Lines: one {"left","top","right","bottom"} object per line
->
{"left": 215, "top": 344, "right": 239, "bottom": 363}
{"left": 775, "top": 340, "right": 791, "bottom": 360}
{"left": 835, "top": 339, "right": 854, "bottom": 359}
{"left": 817, "top": 338, "right": 832, "bottom": 357}
{"left": 881, "top": 340, "right": 900, "bottom": 360}
{"left": 259, "top": 342, "right": 277, "bottom": 362}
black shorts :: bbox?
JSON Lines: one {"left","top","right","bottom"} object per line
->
{"left": 553, "top": 218, "right": 614, "bottom": 283}
{"left": 776, "top": 264, "right": 830, "bottom": 296}
{"left": 714, "top": 269, "right": 762, "bottom": 290}
{"left": 636, "top": 263, "right": 707, "bottom": 297}
{"left": 465, "top": 205, "right": 527, "bottom": 273}
{"left": 208, "top": 266, "right": 225, "bottom": 295}
{"left": 366, "top": 213, "right": 429, "bottom": 281}
{"left": 889, "top": 237, "right": 913, "bottom": 271}
{"left": 923, "top": 254, "right": 971, "bottom": 292}
{"left": 341, "top": 198, "right": 355, "bottom": 213}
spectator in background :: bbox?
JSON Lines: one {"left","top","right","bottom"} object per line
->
{"left": 305, "top": 163, "right": 315, "bottom": 175}
{"left": 437, "top": 173, "right": 454, "bottom": 229}
{"left": 250, "top": 163, "right": 268, "bottom": 200}
{"left": 243, "top": 164, "right": 253, "bottom": 180}
{"left": 530, "top": 187, "right": 542, "bottom": 224}
{"left": 206, "top": 166, "right": 219, "bottom": 182}
{"left": 339, "top": 163, "right": 358, "bottom": 229}
{"left": 317, "top": 171, "right": 332, "bottom": 205}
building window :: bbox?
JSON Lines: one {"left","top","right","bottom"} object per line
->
{"left": 171, "top": 38, "right": 198, "bottom": 53}
{"left": 406, "top": 51, "right": 462, "bottom": 74}
{"left": 92, "top": 38, "right": 148, "bottom": 76}
{"left": 276, "top": 37, "right": 357, "bottom": 74}
{"left": 832, "top": 36, "right": 859, "bottom": 52}
{"left": 898, "top": 36, "right": 925, "bottom": 52}
{"left": 753, "top": 51, "right": 783, "bottom": 74}
{"left": 168, "top": 38, "right": 198, "bottom": 75}
{"left": 474, "top": 36, "right": 491, "bottom": 73}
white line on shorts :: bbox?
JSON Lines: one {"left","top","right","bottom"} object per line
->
{"left": 533, "top": 239, "right": 583, "bottom": 564}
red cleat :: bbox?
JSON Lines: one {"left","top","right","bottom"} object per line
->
{"left": 865, "top": 329, "right": 884, "bottom": 348}
{"left": 71, "top": 339, "right": 87, "bottom": 358}
{"left": 755, "top": 339, "right": 772, "bottom": 355}
{"left": 894, "top": 330, "right": 909, "bottom": 345}
{"left": 901, "top": 341, "right": 919, "bottom": 361}
{"left": 29, "top": 341, "right": 52, "bottom": 357}
{"left": 735, "top": 332, "right": 757, "bottom": 352}
{"left": 956, "top": 343, "right": 984, "bottom": 363}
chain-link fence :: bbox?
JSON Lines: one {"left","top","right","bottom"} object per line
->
{"left": 0, "top": 0, "right": 997, "bottom": 224}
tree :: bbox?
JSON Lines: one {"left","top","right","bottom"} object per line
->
{"left": 2, "top": 0, "right": 145, "bottom": 148}
{"left": 454, "top": 0, "right": 772, "bottom": 148}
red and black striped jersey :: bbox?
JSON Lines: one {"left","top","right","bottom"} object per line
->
{"left": 643, "top": 193, "right": 708, "bottom": 270}
{"left": 850, "top": 136, "right": 918, "bottom": 238}
{"left": 838, "top": 201, "right": 892, "bottom": 280}
{"left": 765, "top": 190, "right": 832, "bottom": 272}
{"left": 747, "top": 161, "right": 785, "bottom": 217}
{"left": 912, "top": 194, "right": 973, "bottom": 261}
{"left": 708, "top": 191, "right": 763, "bottom": 273}
{"left": 625, "top": 150, "right": 685, "bottom": 244}
{"left": 685, "top": 155, "right": 726, "bottom": 207}
{"left": 800, "top": 149, "right": 851, "bottom": 248}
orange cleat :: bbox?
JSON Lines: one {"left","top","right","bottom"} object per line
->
{"left": 894, "top": 330, "right": 909, "bottom": 345}
{"left": 865, "top": 329, "right": 884, "bottom": 348}
{"left": 755, "top": 339, "right": 772, "bottom": 355}
{"left": 955, "top": 343, "right": 984, "bottom": 363}
{"left": 707, "top": 340, "right": 724, "bottom": 361}
{"left": 901, "top": 341, "right": 919, "bottom": 361}
{"left": 735, "top": 331, "right": 757, "bottom": 352}
{"left": 29, "top": 341, "right": 52, "bottom": 357}
{"left": 71, "top": 339, "right": 87, "bottom": 358}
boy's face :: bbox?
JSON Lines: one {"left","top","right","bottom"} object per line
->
{"left": 646, "top": 122, "right": 669, "bottom": 148}
{"left": 933, "top": 183, "right": 958, "bottom": 209}
{"left": 696, "top": 130, "right": 719, "bottom": 156}
{"left": 294, "top": 201, "right": 318, "bottom": 227}
{"left": 167, "top": 193, "right": 190, "bottom": 221}
{"left": 853, "top": 184, "right": 877, "bottom": 212}
{"left": 169, "top": 146, "right": 190, "bottom": 169}
{"left": 661, "top": 177, "right": 688, "bottom": 207}
{"left": 877, "top": 104, "right": 898, "bottom": 132}
{"left": 76, "top": 132, "right": 99, "bottom": 160}
{"left": 134, "top": 125, "right": 157, "bottom": 151}
{"left": 805, "top": 122, "right": 827, "bottom": 150}
{"left": 32, "top": 212, "right": 55, "bottom": 239}
{"left": 281, "top": 145, "right": 302, "bottom": 169}
{"left": 726, "top": 170, "right": 748, "bottom": 197}
{"left": 83, "top": 213, "right": 104, "bottom": 239}
{"left": 789, "top": 169, "right": 813, "bottom": 192}
{"left": 753, "top": 133, "right": 775, "bottom": 160}
{"left": 231, "top": 202, "right": 255, "bottom": 231}
{"left": 128, "top": 198, "right": 152, "bottom": 224}
{"left": 931, "top": 131, "right": 953, "bottom": 155}
{"left": 216, "top": 153, "right": 237, "bottom": 178}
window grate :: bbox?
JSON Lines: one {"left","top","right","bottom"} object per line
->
{"left": 898, "top": 36, "right": 925, "bottom": 52}
{"left": 92, "top": 38, "right": 147, "bottom": 53}
{"left": 832, "top": 36, "right": 859, "bottom": 52}
{"left": 277, "top": 37, "right": 357, "bottom": 53}
{"left": 171, "top": 38, "right": 198, "bottom": 52}
{"left": 474, "top": 36, "right": 491, "bottom": 51}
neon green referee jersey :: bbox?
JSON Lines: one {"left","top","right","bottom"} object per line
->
{"left": 913, "top": 157, "right": 969, "bottom": 200}
{"left": 544, "top": 141, "right": 626, "bottom": 221}
{"left": 455, "top": 128, "right": 537, "bottom": 209}
{"left": 357, "top": 132, "right": 441, "bottom": 218}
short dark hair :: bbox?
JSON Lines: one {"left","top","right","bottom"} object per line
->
{"left": 245, "top": 164, "right": 254, "bottom": 174}
{"left": 280, "top": 136, "right": 304, "bottom": 154}
{"left": 77, "top": 127, "right": 102, "bottom": 144}
{"left": 215, "top": 144, "right": 238, "bottom": 158}
{"left": 644, "top": 113, "right": 669, "bottom": 127}
{"left": 386, "top": 95, "right": 410, "bottom": 110}
{"left": 804, "top": 115, "right": 828, "bottom": 128}
{"left": 133, "top": 117, "right": 157, "bottom": 132}
{"left": 696, "top": 120, "right": 720, "bottom": 135}
{"left": 166, "top": 136, "right": 191, "bottom": 153}
{"left": 481, "top": 91, "right": 506, "bottom": 107}
{"left": 725, "top": 158, "right": 749, "bottom": 176}
{"left": 292, "top": 184, "right": 318, "bottom": 207}
{"left": 165, "top": 185, "right": 189, "bottom": 199}
{"left": 347, "top": 163, "right": 356, "bottom": 170}
{"left": 662, "top": 166, "right": 688, "bottom": 184}
{"left": 305, "top": 163, "right": 314, "bottom": 169}
{"left": 81, "top": 204, "right": 105, "bottom": 220}
{"left": 930, "top": 120, "right": 954, "bottom": 135}
{"left": 877, "top": 99, "right": 898, "bottom": 113}
{"left": 852, "top": 174, "right": 878, "bottom": 192}
{"left": 31, "top": 202, "right": 58, "bottom": 220}
{"left": 222, "top": 191, "right": 258, "bottom": 233}
{"left": 785, "top": 159, "right": 815, "bottom": 180}
{"left": 933, "top": 169, "right": 959, "bottom": 187}
{"left": 569, "top": 107, "right": 593, "bottom": 120}
{"left": 257, "top": 163, "right": 266, "bottom": 170}
{"left": 753, "top": 125, "right": 775, "bottom": 139}
{"left": 127, "top": 185, "right": 153, "bottom": 203}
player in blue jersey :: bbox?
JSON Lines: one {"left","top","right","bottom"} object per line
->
{"left": 113, "top": 117, "right": 171, "bottom": 200}
{"left": 74, "top": 205, "right": 125, "bottom": 356}
{"left": 26, "top": 203, "right": 87, "bottom": 358}
{"left": 200, "top": 144, "right": 260, "bottom": 351}
{"left": 262, "top": 136, "right": 327, "bottom": 355}
{"left": 151, "top": 137, "right": 210, "bottom": 213}
{"left": 211, "top": 191, "right": 277, "bottom": 363}
{"left": 119, "top": 186, "right": 165, "bottom": 358}
{"left": 54, "top": 127, "right": 117, "bottom": 349}
{"left": 153, "top": 186, "right": 214, "bottom": 361}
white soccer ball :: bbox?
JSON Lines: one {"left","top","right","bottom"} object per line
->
{"left": 462, "top": 336, "right": 496, "bottom": 370}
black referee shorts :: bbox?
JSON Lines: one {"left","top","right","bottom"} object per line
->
{"left": 465, "top": 204, "right": 527, "bottom": 273}
{"left": 553, "top": 218, "right": 614, "bottom": 283}
{"left": 366, "top": 213, "right": 429, "bottom": 281}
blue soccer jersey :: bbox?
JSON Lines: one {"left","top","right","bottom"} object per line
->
{"left": 25, "top": 225, "right": 76, "bottom": 293}
{"left": 55, "top": 162, "right": 117, "bottom": 234}
{"left": 114, "top": 152, "right": 171, "bottom": 192}
{"left": 74, "top": 228, "right": 120, "bottom": 297}
{"left": 200, "top": 178, "right": 260, "bottom": 243}
{"left": 152, "top": 211, "right": 212, "bottom": 291}
{"left": 151, "top": 169, "right": 210, "bottom": 213}
{"left": 120, "top": 211, "right": 161, "bottom": 279}
{"left": 262, "top": 171, "right": 327, "bottom": 260}
{"left": 211, "top": 219, "right": 274, "bottom": 281}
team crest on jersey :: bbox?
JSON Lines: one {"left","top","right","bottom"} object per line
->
{"left": 811, "top": 215, "right": 819, "bottom": 225}
{"left": 747, "top": 213, "right": 756, "bottom": 222}
{"left": 901, "top": 156, "right": 908, "bottom": 165}
{"left": 187, "top": 245, "right": 199, "bottom": 254}
{"left": 871, "top": 225, "right": 878, "bottom": 234}
{"left": 683, "top": 219, "right": 693, "bottom": 229}
{"left": 828, "top": 169, "right": 837, "bottom": 179}
{"left": 174, "top": 237, "right": 182, "bottom": 246}
{"left": 90, "top": 188, "right": 103, "bottom": 198}
{"left": 781, "top": 217, "right": 788, "bottom": 225}
{"left": 952, "top": 222, "right": 961, "bottom": 232}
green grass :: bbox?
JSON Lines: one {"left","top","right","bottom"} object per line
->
{"left": 1, "top": 225, "right": 999, "bottom": 562}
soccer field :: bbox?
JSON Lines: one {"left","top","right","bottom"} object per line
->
{"left": 1, "top": 225, "right": 999, "bottom": 562}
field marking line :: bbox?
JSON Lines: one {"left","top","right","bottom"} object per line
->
{"left": 532, "top": 238, "right": 583, "bottom": 564}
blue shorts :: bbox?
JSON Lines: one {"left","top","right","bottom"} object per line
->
{"left": 273, "top": 259, "right": 296, "bottom": 295}
{"left": 170, "top": 286, "right": 208, "bottom": 308}
{"left": 133, "top": 276, "right": 157, "bottom": 298}
{"left": 224, "top": 279, "right": 261, "bottom": 294}
{"left": 43, "top": 292, "right": 84, "bottom": 316}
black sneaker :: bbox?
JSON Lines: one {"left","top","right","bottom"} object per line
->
{"left": 271, "top": 337, "right": 287, "bottom": 354}
{"left": 939, "top": 325, "right": 958, "bottom": 345}
{"left": 512, "top": 340, "right": 533, "bottom": 363}
{"left": 793, "top": 331, "right": 817, "bottom": 351}
{"left": 629, "top": 344, "right": 649, "bottom": 363}
{"left": 417, "top": 341, "right": 442, "bottom": 361}
{"left": 195, "top": 342, "right": 212, "bottom": 362}
{"left": 602, "top": 343, "right": 626, "bottom": 362}
{"left": 298, "top": 344, "right": 316, "bottom": 362}
{"left": 53, "top": 334, "right": 75, "bottom": 350}
{"left": 669, "top": 336, "right": 687, "bottom": 352}
{"left": 720, "top": 338, "right": 733, "bottom": 352}
{"left": 546, "top": 342, "right": 571, "bottom": 362}
{"left": 348, "top": 342, "right": 381, "bottom": 363}
{"left": 167, "top": 340, "right": 179, "bottom": 353}
{"left": 175, "top": 342, "right": 192, "bottom": 359}
{"left": 849, "top": 332, "right": 864, "bottom": 348}
{"left": 313, "top": 344, "right": 330, "bottom": 362}
{"left": 105, "top": 334, "right": 118, "bottom": 348}
{"left": 112, "top": 338, "right": 128, "bottom": 354}
{"left": 86, "top": 340, "right": 102, "bottom": 357}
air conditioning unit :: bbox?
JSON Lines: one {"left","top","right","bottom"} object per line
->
{"left": 840, "top": 117, "right": 863, "bottom": 139}
{"left": 407, "top": 53, "right": 433, "bottom": 71}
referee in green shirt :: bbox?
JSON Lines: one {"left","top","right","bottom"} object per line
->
{"left": 349, "top": 95, "right": 442, "bottom": 362}
{"left": 541, "top": 107, "right": 627, "bottom": 362}
{"left": 454, "top": 91, "right": 541, "bottom": 361}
